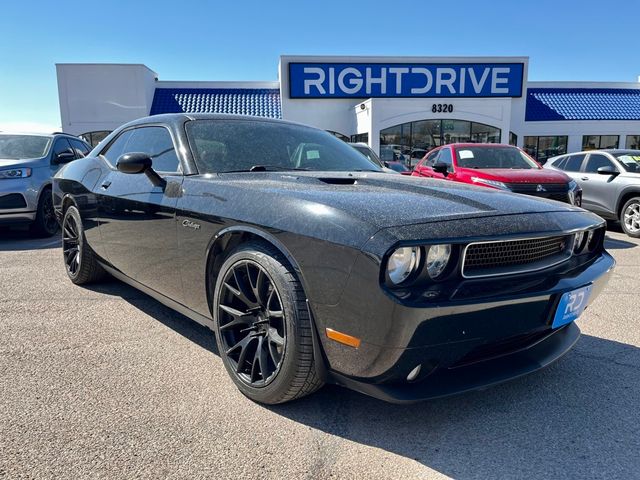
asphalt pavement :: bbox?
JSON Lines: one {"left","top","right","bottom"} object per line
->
{"left": 0, "top": 225, "right": 638, "bottom": 479}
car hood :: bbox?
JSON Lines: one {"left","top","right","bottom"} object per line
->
{"left": 219, "top": 171, "right": 579, "bottom": 229}
{"left": 463, "top": 168, "right": 570, "bottom": 184}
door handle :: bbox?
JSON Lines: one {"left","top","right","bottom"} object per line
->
{"left": 101, "top": 180, "right": 112, "bottom": 189}
{"left": 581, "top": 177, "right": 589, "bottom": 181}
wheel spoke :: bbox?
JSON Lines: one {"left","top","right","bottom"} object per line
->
{"left": 219, "top": 304, "right": 248, "bottom": 318}
{"left": 219, "top": 317, "right": 251, "bottom": 331}
{"left": 233, "top": 267, "right": 256, "bottom": 307}
{"left": 250, "top": 336, "right": 269, "bottom": 382}
{"left": 235, "top": 336, "right": 255, "bottom": 373}
{"left": 268, "top": 328, "right": 285, "bottom": 347}
{"left": 266, "top": 289, "right": 283, "bottom": 317}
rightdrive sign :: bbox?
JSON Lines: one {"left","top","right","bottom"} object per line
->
{"left": 289, "top": 63, "right": 524, "bottom": 99}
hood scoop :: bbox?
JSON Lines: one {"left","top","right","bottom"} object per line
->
{"left": 317, "top": 177, "right": 358, "bottom": 185}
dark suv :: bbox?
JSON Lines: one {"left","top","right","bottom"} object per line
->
{"left": 0, "top": 132, "right": 91, "bottom": 236}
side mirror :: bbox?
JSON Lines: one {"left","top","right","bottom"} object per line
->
{"left": 432, "top": 162, "right": 449, "bottom": 176}
{"left": 597, "top": 165, "right": 619, "bottom": 176}
{"left": 116, "top": 152, "right": 165, "bottom": 187}
{"left": 383, "top": 161, "right": 390, "bottom": 167}
{"left": 54, "top": 151, "right": 75, "bottom": 164}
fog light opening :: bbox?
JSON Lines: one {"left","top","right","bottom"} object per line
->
{"left": 407, "top": 364, "right": 422, "bottom": 382}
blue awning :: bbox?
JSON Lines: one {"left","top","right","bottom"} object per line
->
{"left": 526, "top": 87, "right": 640, "bottom": 121}
{"left": 150, "top": 88, "right": 282, "bottom": 118}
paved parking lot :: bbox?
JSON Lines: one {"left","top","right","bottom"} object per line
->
{"left": 1, "top": 225, "right": 639, "bottom": 479}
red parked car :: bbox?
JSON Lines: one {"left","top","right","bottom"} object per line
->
{"left": 412, "top": 143, "right": 582, "bottom": 205}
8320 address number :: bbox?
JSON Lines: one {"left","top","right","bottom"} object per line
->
{"left": 432, "top": 104, "right": 453, "bottom": 113}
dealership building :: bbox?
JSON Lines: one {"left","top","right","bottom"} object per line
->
{"left": 56, "top": 55, "right": 640, "bottom": 163}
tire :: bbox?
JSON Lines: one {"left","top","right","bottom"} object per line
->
{"left": 620, "top": 197, "right": 640, "bottom": 238}
{"left": 30, "top": 187, "right": 58, "bottom": 237}
{"left": 62, "top": 206, "right": 107, "bottom": 284}
{"left": 213, "top": 241, "right": 324, "bottom": 404}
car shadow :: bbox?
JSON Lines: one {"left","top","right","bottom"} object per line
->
{"left": 83, "top": 279, "right": 218, "bottom": 355}
{"left": 83, "top": 279, "right": 639, "bottom": 479}
{"left": 0, "top": 227, "right": 61, "bottom": 251}
{"left": 604, "top": 235, "right": 637, "bottom": 250}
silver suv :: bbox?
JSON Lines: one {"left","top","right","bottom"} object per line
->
{"left": 0, "top": 132, "right": 91, "bottom": 236}
{"left": 545, "top": 149, "right": 640, "bottom": 237}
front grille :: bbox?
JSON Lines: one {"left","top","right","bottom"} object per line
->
{"left": 462, "top": 235, "right": 571, "bottom": 278}
{"left": 0, "top": 193, "right": 27, "bottom": 209}
{"left": 506, "top": 183, "right": 570, "bottom": 204}
{"left": 450, "top": 329, "right": 555, "bottom": 369}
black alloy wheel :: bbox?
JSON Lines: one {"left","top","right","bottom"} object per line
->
{"left": 31, "top": 188, "right": 58, "bottom": 237}
{"left": 63, "top": 211, "right": 81, "bottom": 276}
{"left": 218, "top": 260, "right": 286, "bottom": 387}
{"left": 61, "top": 206, "right": 106, "bottom": 284}
{"left": 213, "top": 242, "right": 324, "bottom": 404}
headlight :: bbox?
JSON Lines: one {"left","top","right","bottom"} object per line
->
{"left": 425, "top": 244, "right": 452, "bottom": 279}
{"left": 0, "top": 167, "right": 31, "bottom": 179}
{"left": 470, "top": 177, "right": 510, "bottom": 191}
{"left": 387, "top": 246, "right": 421, "bottom": 285}
{"left": 573, "top": 231, "right": 588, "bottom": 253}
{"left": 568, "top": 180, "right": 578, "bottom": 190}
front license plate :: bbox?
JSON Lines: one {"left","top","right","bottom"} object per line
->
{"left": 552, "top": 285, "right": 593, "bottom": 328}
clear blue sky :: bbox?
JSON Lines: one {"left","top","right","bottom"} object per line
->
{"left": 1, "top": 0, "right": 638, "bottom": 128}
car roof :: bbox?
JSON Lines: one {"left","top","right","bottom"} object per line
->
{"left": 0, "top": 132, "right": 54, "bottom": 138}
{"left": 121, "top": 113, "right": 312, "bottom": 131}
{"left": 448, "top": 143, "right": 515, "bottom": 149}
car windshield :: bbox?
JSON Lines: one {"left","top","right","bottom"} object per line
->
{"left": 351, "top": 144, "right": 384, "bottom": 168}
{"left": 456, "top": 146, "right": 539, "bottom": 170}
{"left": 0, "top": 135, "right": 51, "bottom": 160}
{"left": 186, "top": 119, "right": 382, "bottom": 173}
{"left": 613, "top": 151, "right": 640, "bottom": 172}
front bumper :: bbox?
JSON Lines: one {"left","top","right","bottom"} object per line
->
{"left": 312, "top": 251, "right": 614, "bottom": 403}
{"left": 0, "top": 178, "right": 40, "bottom": 225}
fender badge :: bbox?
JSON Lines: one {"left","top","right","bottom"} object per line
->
{"left": 182, "top": 219, "right": 201, "bottom": 230}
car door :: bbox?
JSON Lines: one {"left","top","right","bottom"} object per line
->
{"left": 96, "top": 125, "right": 185, "bottom": 301}
{"left": 579, "top": 153, "right": 620, "bottom": 216}
{"left": 551, "top": 153, "right": 586, "bottom": 184}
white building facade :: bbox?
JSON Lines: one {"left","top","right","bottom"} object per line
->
{"left": 56, "top": 56, "right": 640, "bottom": 163}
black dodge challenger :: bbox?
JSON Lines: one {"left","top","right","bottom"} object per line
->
{"left": 53, "top": 114, "right": 615, "bottom": 404}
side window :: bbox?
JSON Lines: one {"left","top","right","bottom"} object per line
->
{"left": 125, "top": 127, "right": 180, "bottom": 172}
{"left": 562, "top": 154, "right": 586, "bottom": 172}
{"left": 424, "top": 150, "right": 440, "bottom": 167}
{"left": 69, "top": 138, "right": 91, "bottom": 158}
{"left": 552, "top": 156, "right": 568, "bottom": 170}
{"left": 438, "top": 148, "right": 454, "bottom": 172}
{"left": 102, "top": 130, "right": 134, "bottom": 165}
{"left": 52, "top": 138, "right": 74, "bottom": 163}
{"left": 584, "top": 154, "right": 615, "bottom": 173}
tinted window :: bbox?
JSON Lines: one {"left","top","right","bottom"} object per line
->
{"left": 424, "top": 150, "right": 440, "bottom": 167}
{"left": 53, "top": 138, "right": 74, "bottom": 158}
{"left": 102, "top": 130, "right": 134, "bottom": 165}
{"left": 0, "top": 135, "right": 51, "bottom": 160}
{"left": 186, "top": 120, "right": 380, "bottom": 173}
{"left": 551, "top": 156, "right": 568, "bottom": 170}
{"left": 69, "top": 138, "right": 90, "bottom": 158}
{"left": 125, "top": 127, "right": 180, "bottom": 172}
{"left": 562, "top": 154, "right": 586, "bottom": 172}
{"left": 585, "top": 154, "right": 614, "bottom": 173}
{"left": 438, "top": 148, "right": 454, "bottom": 172}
